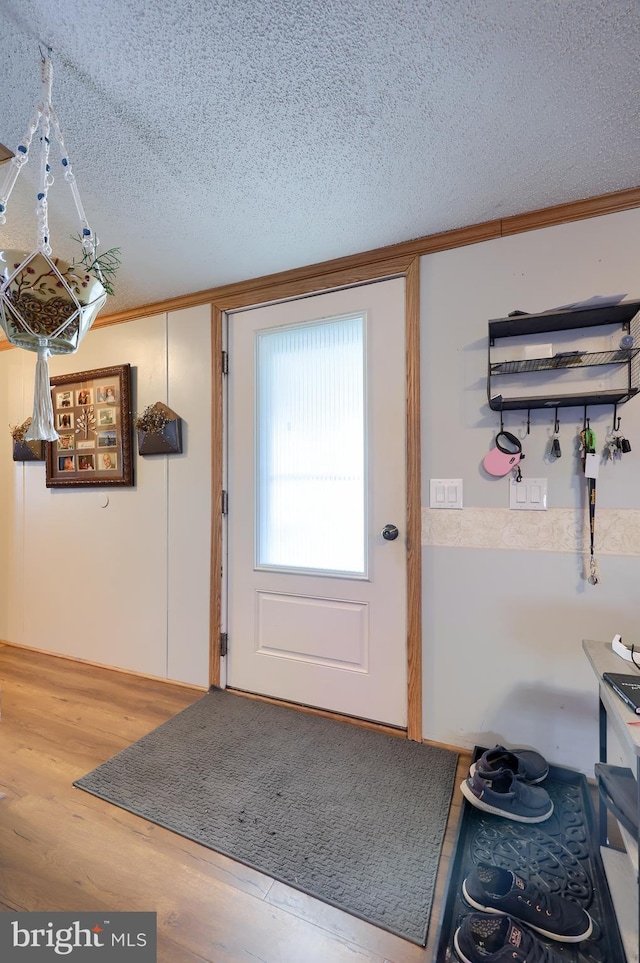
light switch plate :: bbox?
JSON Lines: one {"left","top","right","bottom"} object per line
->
{"left": 430, "top": 478, "right": 463, "bottom": 509}
{"left": 509, "top": 477, "right": 548, "bottom": 510}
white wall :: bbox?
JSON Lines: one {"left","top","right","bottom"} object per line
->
{"left": 0, "top": 305, "right": 211, "bottom": 687}
{"left": 420, "top": 207, "right": 640, "bottom": 773}
{"left": 2, "top": 207, "right": 640, "bottom": 770}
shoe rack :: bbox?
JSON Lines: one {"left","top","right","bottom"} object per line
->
{"left": 583, "top": 639, "right": 640, "bottom": 963}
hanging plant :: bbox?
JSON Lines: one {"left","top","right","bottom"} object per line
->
{"left": 69, "top": 233, "right": 121, "bottom": 297}
{"left": 1, "top": 249, "right": 109, "bottom": 350}
{"left": 0, "top": 50, "right": 119, "bottom": 441}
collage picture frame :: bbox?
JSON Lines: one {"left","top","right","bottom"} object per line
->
{"left": 46, "top": 364, "right": 133, "bottom": 488}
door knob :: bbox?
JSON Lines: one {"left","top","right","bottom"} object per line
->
{"left": 381, "top": 524, "right": 399, "bottom": 541}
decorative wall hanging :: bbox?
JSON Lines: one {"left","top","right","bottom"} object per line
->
{"left": 135, "top": 402, "right": 183, "bottom": 455}
{"left": 10, "top": 417, "right": 45, "bottom": 461}
{"left": 45, "top": 364, "right": 133, "bottom": 488}
{"left": 0, "top": 49, "right": 119, "bottom": 441}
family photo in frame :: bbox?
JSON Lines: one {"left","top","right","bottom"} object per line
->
{"left": 45, "top": 364, "right": 133, "bottom": 488}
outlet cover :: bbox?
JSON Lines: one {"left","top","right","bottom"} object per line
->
{"left": 509, "top": 477, "right": 548, "bottom": 510}
{"left": 430, "top": 478, "right": 463, "bottom": 509}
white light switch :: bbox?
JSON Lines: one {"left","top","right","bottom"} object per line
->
{"left": 430, "top": 478, "right": 463, "bottom": 509}
{"left": 509, "top": 477, "right": 548, "bottom": 511}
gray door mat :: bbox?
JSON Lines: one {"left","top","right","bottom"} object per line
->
{"left": 435, "top": 747, "right": 626, "bottom": 961}
{"left": 74, "top": 688, "right": 458, "bottom": 946}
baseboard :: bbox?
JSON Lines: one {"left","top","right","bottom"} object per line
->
{"left": 0, "top": 638, "right": 207, "bottom": 692}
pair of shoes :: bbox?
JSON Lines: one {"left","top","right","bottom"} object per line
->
{"left": 454, "top": 915, "right": 567, "bottom": 962}
{"left": 460, "top": 768, "right": 553, "bottom": 823}
{"left": 461, "top": 745, "right": 553, "bottom": 823}
{"left": 461, "top": 863, "right": 593, "bottom": 943}
{"left": 470, "top": 745, "right": 549, "bottom": 784}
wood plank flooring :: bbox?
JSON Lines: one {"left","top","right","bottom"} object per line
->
{"left": 0, "top": 643, "right": 469, "bottom": 962}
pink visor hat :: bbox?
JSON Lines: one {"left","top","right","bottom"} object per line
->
{"left": 483, "top": 431, "right": 523, "bottom": 476}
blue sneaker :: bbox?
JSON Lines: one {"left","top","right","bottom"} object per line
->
{"left": 462, "top": 862, "right": 592, "bottom": 943}
{"left": 470, "top": 745, "right": 549, "bottom": 784}
{"left": 454, "top": 914, "right": 566, "bottom": 963}
{"left": 460, "top": 769, "right": 553, "bottom": 823}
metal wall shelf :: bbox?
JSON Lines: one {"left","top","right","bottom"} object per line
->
{"left": 487, "top": 300, "right": 640, "bottom": 412}
{"left": 490, "top": 388, "right": 639, "bottom": 412}
{"left": 491, "top": 347, "right": 640, "bottom": 376}
{"left": 489, "top": 300, "right": 640, "bottom": 339}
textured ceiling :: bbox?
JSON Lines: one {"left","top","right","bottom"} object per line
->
{"left": 0, "top": 0, "right": 639, "bottom": 317}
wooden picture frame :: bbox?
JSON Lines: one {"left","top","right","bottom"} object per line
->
{"left": 46, "top": 364, "right": 133, "bottom": 488}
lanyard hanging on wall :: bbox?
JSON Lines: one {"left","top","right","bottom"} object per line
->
{"left": 580, "top": 417, "right": 599, "bottom": 585}
{"left": 587, "top": 475, "right": 597, "bottom": 584}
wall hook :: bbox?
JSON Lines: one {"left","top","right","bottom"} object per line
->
{"left": 613, "top": 403, "right": 621, "bottom": 433}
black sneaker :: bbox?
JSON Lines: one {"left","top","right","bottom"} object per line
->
{"left": 460, "top": 769, "right": 553, "bottom": 823}
{"left": 470, "top": 745, "right": 549, "bottom": 784}
{"left": 462, "top": 862, "right": 593, "bottom": 942}
{"left": 453, "top": 914, "right": 566, "bottom": 963}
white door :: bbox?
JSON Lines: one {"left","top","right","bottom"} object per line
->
{"left": 226, "top": 279, "right": 407, "bottom": 726}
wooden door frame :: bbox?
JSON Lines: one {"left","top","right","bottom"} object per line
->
{"left": 209, "top": 254, "right": 423, "bottom": 740}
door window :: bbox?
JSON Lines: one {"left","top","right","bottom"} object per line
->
{"left": 255, "top": 314, "right": 366, "bottom": 575}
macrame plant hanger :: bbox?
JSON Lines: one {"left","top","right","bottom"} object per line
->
{"left": 0, "top": 48, "right": 107, "bottom": 440}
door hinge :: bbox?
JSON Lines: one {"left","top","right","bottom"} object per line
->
{"left": 221, "top": 490, "right": 228, "bottom": 515}
{"left": 222, "top": 350, "right": 229, "bottom": 375}
{"left": 220, "top": 633, "right": 228, "bottom": 657}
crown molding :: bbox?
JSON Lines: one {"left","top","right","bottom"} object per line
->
{"left": 1, "top": 184, "right": 639, "bottom": 349}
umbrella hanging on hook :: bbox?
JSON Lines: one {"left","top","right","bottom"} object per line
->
{"left": 580, "top": 408, "right": 598, "bottom": 585}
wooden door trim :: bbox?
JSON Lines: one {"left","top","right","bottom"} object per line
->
{"left": 404, "top": 257, "right": 422, "bottom": 741}
{"left": 212, "top": 259, "right": 423, "bottom": 740}
{"left": 210, "top": 303, "right": 224, "bottom": 687}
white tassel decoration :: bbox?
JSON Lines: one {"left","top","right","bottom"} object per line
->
{"left": 25, "top": 346, "right": 58, "bottom": 441}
